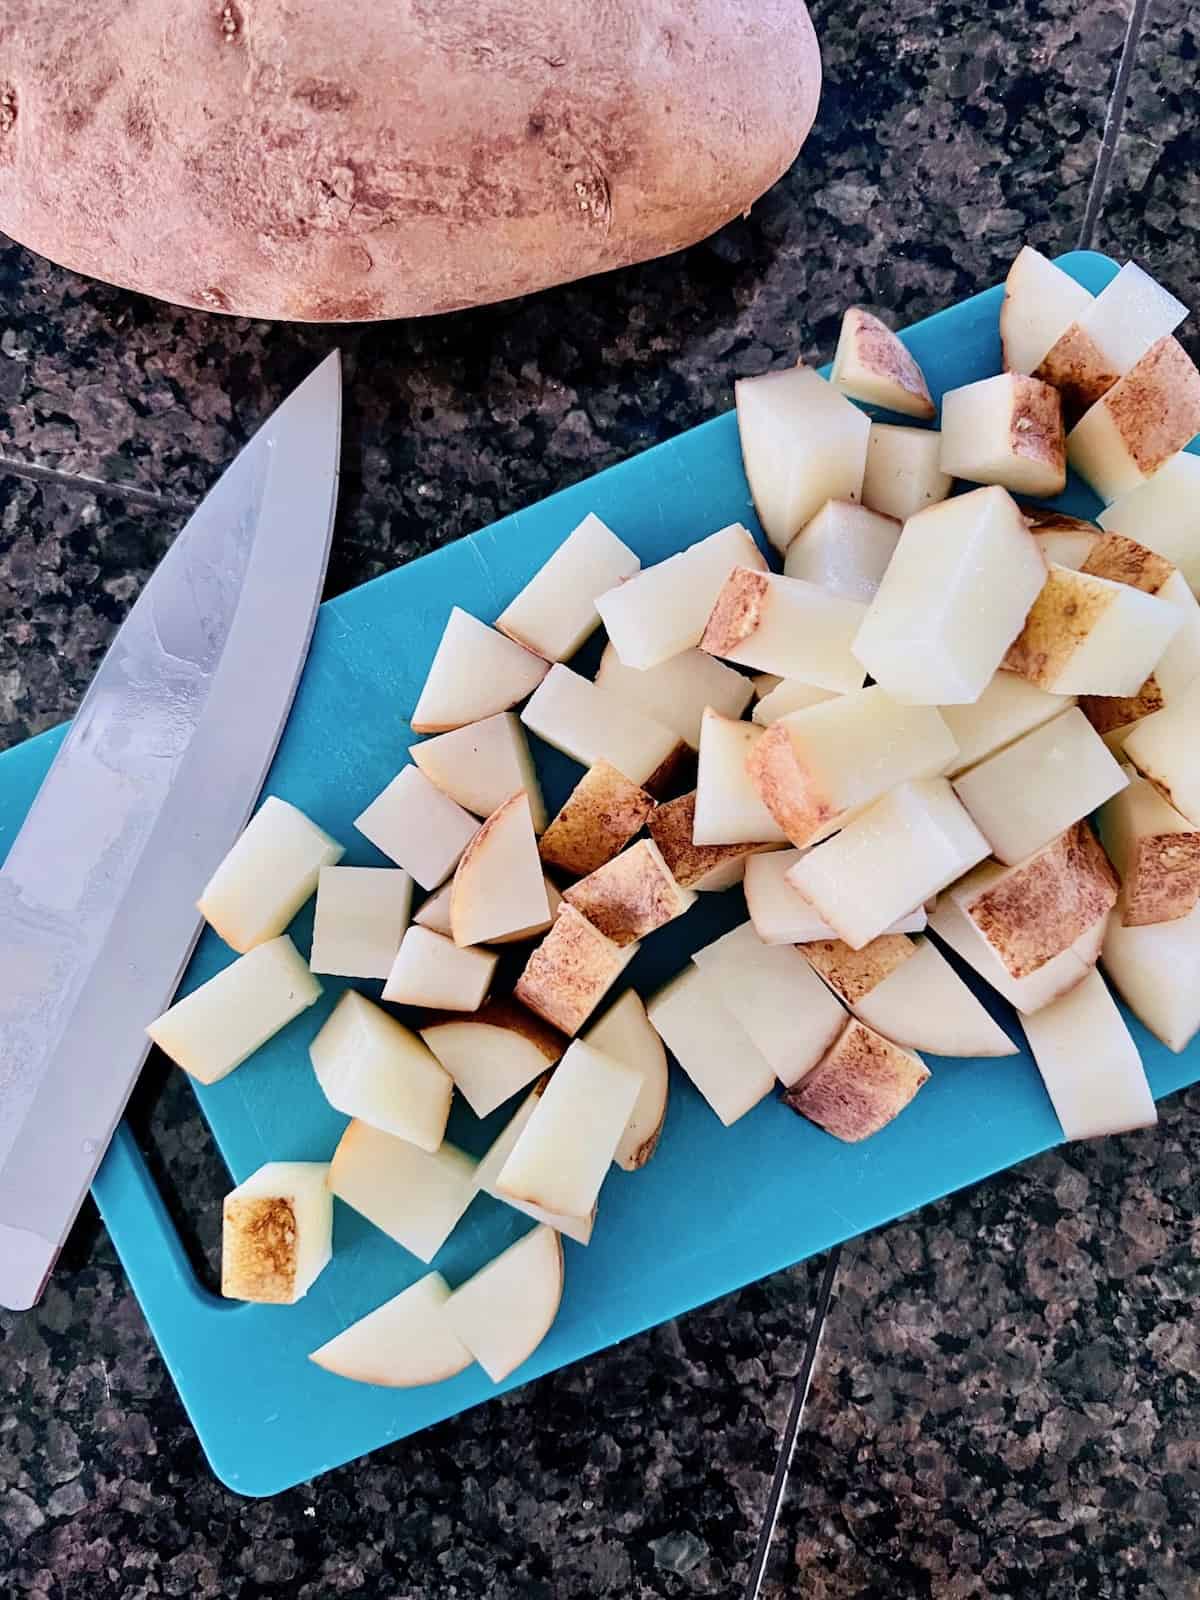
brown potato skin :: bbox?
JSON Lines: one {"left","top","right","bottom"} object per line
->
{"left": 0, "top": 1, "right": 821, "bottom": 321}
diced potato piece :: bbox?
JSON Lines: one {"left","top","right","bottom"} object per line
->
{"left": 495, "top": 513, "right": 639, "bottom": 662}
{"left": 940, "top": 374, "right": 1066, "bottom": 497}
{"left": 411, "top": 713, "right": 546, "bottom": 831}
{"left": 861, "top": 424, "right": 953, "bottom": 523}
{"left": 783, "top": 500, "right": 902, "bottom": 603}
{"left": 594, "top": 643, "right": 753, "bottom": 750}
{"left": 449, "top": 792, "right": 548, "bottom": 947}
{"left": 852, "top": 486, "right": 1046, "bottom": 705}
{"left": 744, "top": 848, "right": 927, "bottom": 945}
{"left": 646, "top": 791, "right": 779, "bottom": 891}
{"left": 496, "top": 1040, "right": 641, "bottom": 1217}
{"left": 594, "top": 523, "right": 767, "bottom": 669}
{"left": 222, "top": 1162, "right": 332, "bottom": 1305}
{"left": 692, "top": 920, "right": 846, "bottom": 1086}
{"left": 1026, "top": 507, "right": 1104, "bottom": 571}
{"left": 1122, "top": 678, "right": 1200, "bottom": 823}
{"left": 1022, "top": 970, "right": 1157, "bottom": 1139}
{"left": 1098, "top": 452, "right": 1200, "bottom": 589}
{"left": 1149, "top": 570, "right": 1200, "bottom": 698}
{"left": 310, "top": 865, "right": 413, "bottom": 980}
{"left": 356, "top": 765, "right": 479, "bottom": 892}
{"left": 382, "top": 926, "right": 497, "bottom": 1012}
{"left": 563, "top": 838, "right": 694, "bottom": 945}
{"left": 786, "top": 779, "right": 989, "bottom": 949}
{"left": 410, "top": 607, "right": 549, "bottom": 733}
{"left": 1068, "top": 337, "right": 1200, "bottom": 503}
{"left": 311, "top": 991, "right": 453, "bottom": 1150}
{"left": 735, "top": 366, "right": 871, "bottom": 552}
{"left": 521, "top": 664, "right": 682, "bottom": 789}
{"left": 537, "top": 760, "right": 655, "bottom": 878}
{"left": 929, "top": 896, "right": 1105, "bottom": 1015}
{"left": 953, "top": 707, "right": 1128, "bottom": 865}
{"left": 1098, "top": 768, "right": 1200, "bottom": 927}
{"left": 700, "top": 568, "right": 868, "bottom": 692}
{"left": 514, "top": 904, "right": 637, "bottom": 1035}
{"left": 489, "top": 873, "right": 561, "bottom": 946}
{"left": 745, "top": 686, "right": 958, "bottom": 847}
{"left": 420, "top": 998, "right": 564, "bottom": 1119}
{"left": 782, "top": 1018, "right": 929, "bottom": 1142}
{"left": 752, "top": 679, "right": 840, "bottom": 727}
{"left": 829, "top": 307, "right": 935, "bottom": 418}
{"left": 694, "top": 709, "right": 790, "bottom": 847}
{"left": 1079, "top": 685, "right": 1164, "bottom": 755}
{"left": 1103, "top": 894, "right": 1200, "bottom": 1051}
{"left": 443, "top": 1224, "right": 564, "bottom": 1383}
{"left": 147, "top": 936, "right": 321, "bottom": 1085}
{"left": 646, "top": 965, "right": 776, "bottom": 1124}
{"left": 198, "top": 796, "right": 343, "bottom": 954}
{"left": 330, "top": 1120, "right": 477, "bottom": 1262}
{"left": 308, "top": 1273, "right": 473, "bottom": 1389}
{"left": 412, "top": 881, "right": 454, "bottom": 937}
{"left": 940, "top": 672, "right": 1075, "bottom": 777}
{"left": 583, "top": 990, "right": 670, "bottom": 1170}
{"left": 1000, "top": 244, "right": 1094, "bottom": 375}
{"left": 472, "top": 1081, "right": 594, "bottom": 1244}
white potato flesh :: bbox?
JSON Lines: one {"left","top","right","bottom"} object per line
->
{"left": 787, "top": 779, "right": 989, "bottom": 949}
{"left": 472, "top": 1085, "right": 594, "bottom": 1244}
{"left": 694, "top": 710, "right": 790, "bottom": 847}
{"left": 700, "top": 568, "right": 868, "bottom": 692}
{"left": 329, "top": 1121, "right": 478, "bottom": 1262}
{"left": 692, "top": 920, "right": 847, "bottom": 1087}
{"left": 198, "top": 796, "right": 343, "bottom": 954}
{"left": 415, "top": 876, "right": 556, "bottom": 941}
{"left": 647, "top": 964, "right": 776, "bottom": 1125}
{"left": 847, "top": 937, "right": 1017, "bottom": 1057}
{"left": 752, "top": 679, "right": 840, "bottom": 726}
{"left": 495, "top": 512, "right": 640, "bottom": 662}
{"left": 829, "top": 307, "right": 935, "bottom": 419}
{"left": 1098, "top": 453, "right": 1200, "bottom": 590}
{"left": 1148, "top": 570, "right": 1200, "bottom": 698}
{"left": 1103, "top": 894, "right": 1200, "bottom": 1051}
{"left": 861, "top": 424, "right": 953, "bottom": 523}
{"left": 411, "top": 713, "right": 546, "bottom": 831}
{"left": 420, "top": 1001, "right": 563, "bottom": 1119}
{"left": 594, "top": 523, "right": 767, "bottom": 669}
{"left": 930, "top": 896, "right": 1105, "bottom": 1014}
{"left": 853, "top": 486, "right": 1046, "bottom": 705}
{"left": 594, "top": 642, "right": 754, "bottom": 749}
{"left": 1000, "top": 244, "right": 1094, "bottom": 374}
{"left": 222, "top": 1162, "right": 332, "bottom": 1305}
{"left": 355, "top": 765, "right": 479, "bottom": 892}
{"left": 489, "top": 874, "right": 562, "bottom": 944}
{"left": 1098, "top": 767, "right": 1200, "bottom": 927}
{"left": 450, "top": 792, "right": 549, "bottom": 948}
{"left": 410, "top": 607, "right": 549, "bottom": 733}
{"left": 496, "top": 1039, "right": 641, "bottom": 1218}
{"left": 954, "top": 707, "right": 1128, "bottom": 864}
{"left": 146, "top": 936, "right": 321, "bottom": 1086}
{"left": 939, "top": 374, "right": 1066, "bottom": 498}
{"left": 735, "top": 366, "right": 871, "bottom": 552}
{"left": 744, "top": 848, "right": 927, "bottom": 945}
{"left": 520, "top": 664, "right": 680, "bottom": 787}
{"left": 443, "top": 1224, "right": 564, "bottom": 1383}
{"left": 1123, "top": 679, "right": 1200, "bottom": 823}
{"left": 309, "top": 1272, "right": 473, "bottom": 1388}
{"left": 311, "top": 991, "right": 452, "bottom": 1151}
{"left": 514, "top": 904, "right": 639, "bottom": 1036}
{"left": 1032, "top": 525, "right": 1101, "bottom": 570}
{"left": 783, "top": 500, "right": 902, "bottom": 603}
{"left": 382, "top": 926, "right": 497, "bottom": 1012}
{"left": 940, "top": 672, "right": 1076, "bottom": 777}
{"left": 310, "top": 865, "right": 413, "bottom": 980}
{"left": 1067, "top": 338, "right": 1200, "bottom": 503}
{"left": 583, "top": 990, "right": 670, "bottom": 1170}
{"left": 1060, "top": 262, "right": 1187, "bottom": 378}
{"left": 1022, "top": 969, "right": 1157, "bottom": 1139}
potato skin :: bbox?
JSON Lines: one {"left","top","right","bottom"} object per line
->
{"left": 0, "top": 1, "right": 821, "bottom": 321}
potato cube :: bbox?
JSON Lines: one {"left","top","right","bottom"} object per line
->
{"left": 521, "top": 664, "right": 682, "bottom": 789}
{"left": 752, "top": 679, "right": 840, "bottom": 727}
{"left": 829, "top": 307, "right": 935, "bottom": 419}
{"left": 330, "top": 1121, "right": 477, "bottom": 1262}
{"left": 514, "top": 904, "right": 638, "bottom": 1035}
{"left": 310, "top": 865, "right": 413, "bottom": 980}
{"left": 940, "top": 672, "right": 1075, "bottom": 776}
{"left": 410, "top": 607, "right": 549, "bottom": 733}
{"left": 563, "top": 839, "right": 695, "bottom": 945}
{"left": 495, "top": 512, "right": 639, "bottom": 662}
{"left": 355, "top": 765, "right": 479, "bottom": 892}
{"left": 1098, "top": 452, "right": 1200, "bottom": 590}
{"left": 646, "top": 965, "right": 776, "bottom": 1124}
{"left": 198, "top": 796, "right": 343, "bottom": 954}
{"left": 538, "top": 760, "right": 655, "bottom": 878}
{"left": 930, "top": 895, "right": 1105, "bottom": 1015}
{"left": 382, "top": 926, "right": 497, "bottom": 1012}
{"left": 222, "top": 1162, "right": 332, "bottom": 1305}
{"left": 1068, "top": 337, "right": 1200, "bottom": 503}
{"left": 594, "top": 642, "right": 753, "bottom": 749}
{"left": 744, "top": 848, "right": 926, "bottom": 945}
{"left": 940, "top": 373, "right": 1066, "bottom": 497}
{"left": 1022, "top": 970, "right": 1157, "bottom": 1139}
{"left": 1000, "top": 244, "right": 1095, "bottom": 375}
{"left": 471, "top": 1081, "right": 594, "bottom": 1244}
{"left": 694, "top": 709, "right": 790, "bottom": 847}
{"left": 782, "top": 1018, "right": 929, "bottom": 1142}
{"left": 411, "top": 712, "right": 545, "bottom": 831}
{"left": 783, "top": 499, "right": 902, "bottom": 603}
{"left": 1122, "top": 678, "right": 1200, "bottom": 824}
{"left": 310, "top": 991, "right": 452, "bottom": 1150}
{"left": 861, "top": 424, "right": 953, "bottom": 522}
{"left": 646, "top": 791, "right": 779, "bottom": 891}
{"left": 1103, "top": 894, "right": 1200, "bottom": 1051}
{"left": 700, "top": 568, "right": 868, "bottom": 692}
{"left": 1098, "top": 769, "right": 1200, "bottom": 927}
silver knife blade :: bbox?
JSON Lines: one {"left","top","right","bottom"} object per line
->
{"left": 0, "top": 351, "right": 341, "bottom": 1310}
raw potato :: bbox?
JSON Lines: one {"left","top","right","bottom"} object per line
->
{"left": 782, "top": 1018, "right": 929, "bottom": 1142}
{"left": 450, "top": 792, "right": 549, "bottom": 947}
{"left": 583, "top": 991, "right": 670, "bottom": 1170}
{"left": 538, "top": 761, "right": 655, "bottom": 878}
{"left": 1000, "top": 245, "right": 1094, "bottom": 375}
{"left": 416, "top": 877, "right": 560, "bottom": 943}
{"left": 521, "top": 664, "right": 683, "bottom": 789}
{"left": 939, "top": 374, "right": 1066, "bottom": 497}
{"left": 695, "top": 710, "right": 790, "bottom": 847}
{"left": 1026, "top": 509, "right": 1106, "bottom": 571}
{"left": 420, "top": 998, "right": 564, "bottom": 1119}
{"left": 1098, "top": 769, "right": 1200, "bottom": 927}
{"left": 330, "top": 1120, "right": 477, "bottom": 1262}
{"left": 829, "top": 308, "right": 935, "bottom": 419}
{"left": 1098, "top": 453, "right": 1200, "bottom": 590}
{"left": 514, "top": 904, "right": 638, "bottom": 1035}
{"left": 444, "top": 1225, "right": 565, "bottom": 1384}
{"left": 940, "top": 672, "right": 1075, "bottom": 777}
{"left": 222, "top": 1162, "right": 332, "bottom": 1305}
{"left": 752, "top": 679, "right": 840, "bottom": 726}
{"left": 700, "top": 568, "right": 868, "bottom": 692}
{"left": 861, "top": 424, "right": 953, "bottom": 523}
{"left": 472, "top": 1082, "right": 595, "bottom": 1244}
{"left": 309, "top": 1273, "right": 473, "bottom": 1389}
{"left": 383, "top": 925, "right": 498, "bottom": 1012}
{"left": 1123, "top": 678, "right": 1200, "bottom": 823}
{"left": 563, "top": 839, "right": 695, "bottom": 945}
{"left": 783, "top": 500, "right": 902, "bottom": 603}
{"left": 496, "top": 514, "right": 639, "bottom": 662}
{"left": 410, "top": 609, "right": 548, "bottom": 734}
{"left": 1067, "top": 337, "right": 1200, "bottom": 502}
{"left": 146, "top": 936, "right": 321, "bottom": 1086}
{"left": 647, "top": 791, "right": 780, "bottom": 891}
{"left": 1102, "top": 894, "right": 1200, "bottom": 1052}
{"left": 310, "top": 865, "right": 413, "bottom": 980}
{"left": 1, "top": 3, "right": 822, "bottom": 321}
{"left": 595, "top": 643, "right": 754, "bottom": 749}
{"left": 929, "top": 895, "right": 1106, "bottom": 1015}
{"left": 198, "top": 796, "right": 343, "bottom": 954}
{"left": 311, "top": 991, "right": 453, "bottom": 1150}
{"left": 744, "top": 848, "right": 927, "bottom": 945}
{"left": 647, "top": 965, "right": 776, "bottom": 1124}
{"left": 1021, "top": 970, "right": 1157, "bottom": 1139}
{"left": 735, "top": 366, "right": 871, "bottom": 551}
{"left": 355, "top": 765, "right": 479, "bottom": 892}
{"left": 411, "top": 713, "right": 546, "bottom": 831}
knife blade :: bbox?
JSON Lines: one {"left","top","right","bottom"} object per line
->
{"left": 0, "top": 352, "right": 342, "bottom": 1310}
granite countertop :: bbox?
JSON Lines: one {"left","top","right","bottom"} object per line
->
{"left": 2, "top": 1, "right": 1199, "bottom": 1595}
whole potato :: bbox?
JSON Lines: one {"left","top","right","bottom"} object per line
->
{"left": 0, "top": 1, "right": 821, "bottom": 321}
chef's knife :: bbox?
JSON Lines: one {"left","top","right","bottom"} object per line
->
{"left": 0, "top": 352, "right": 342, "bottom": 1311}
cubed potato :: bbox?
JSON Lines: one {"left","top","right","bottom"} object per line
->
{"left": 308, "top": 1273, "right": 473, "bottom": 1389}
{"left": 198, "top": 796, "right": 343, "bottom": 953}
{"left": 953, "top": 707, "right": 1128, "bottom": 865}
{"left": 1098, "top": 452, "right": 1200, "bottom": 590}
{"left": 1068, "top": 337, "right": 1200, "bottom": 503}
{"left": 310, "top": 865, "right": 413, "bottom": 980}
{"left": 752, "top": 679, "right": 840, "bottom": 727}
{"left": 411, "top": 713, "right": 546, "bottom": 831}
{"left": 646, "top": 791, "right": 780, "bottom": 891}
{"left": 1022, "top": 970, "right": 1157, "bottom": 1139}
{"left": 450, "top": 792, "right": 549, "bottom": 947}
{"left": 786, "top": 779, "right": 989, "bottom": 949}
{"left": 1098, "top": 768, "right": 1200, "bottom": 927}
{"left": 783, "top": 499, "right": 902, "bottom": 603}
{"left": 495, "top": 512, "right": 639, "bottom": 662}
{"left": 735, "top": 366, "right": 871, "bottom": 552}
{"left": 355, "top": 765, "right": 479, "bottom": 892}
{"left": 382, "top": 926, "right": 498, "bottom": 1012}
{"left": 330, "top": 1120, "right": 477, "bottom": 1262}
{"left": 745, "top": 686, "right": 958, "bottom": 847}
{"left": 410, "top": 607, "right": 549, "bottom": 733}
{"left": 420, "top": 998, "right": 564, "bottom": 1119}
{"left": 563, "top": 839, "right": 695, "bottom": 945}
{"left": 443, "top": 1225, "right": 564, "bottom": 1383}
{"left": 700, "top": 568, "right": 868, "bottom": 692}
{"left": 1000, "top": 244, "right": 1095, "bottom": 375}
{"left": 514, "top": 904, "right": 637, "bottom": 1035}
{"left": 222, "top": 1162, "right": 332, "bottom": 1305}
{"left": 781, "top": 1018, "right": 929, "bottom": 1142}
{"left": 940, "top": 374, "right": 1066, "bottom": 497}
{"left": 646, "top": 965, "right": 776, "bottom": 1124}
{"left": 829, "top": 307, "right": 936, "bottom": 419}
{"left": 146, "top": 936, "right": 321, "bottom": 1086}
{"left": 861, "top": 424, "right": 953, "bottom": 523}
{"left": 694, "top": 709, "right": 790, "bottom": 847}
{"left": 1025, "top": 507, "right": 1104, "bottom": 571}
{"left": 1122, "top": 678, "right": 1200, "bottom": 824}
{"left": 583, "top": 990, "right": 670, "bottom": 1171}
{"left": 852, "top": 486, "right": 1046, "bottom": 705}
{"left": 1065, "top": 534, "right": 1200, "bottom": 704}
{"left": 537, "top": 760, "right": 655, "bottom": 878}
{"left": 521, "top": 664, "right": 682, "bottom": 789}
{"left": 1079, "top": 683, "right": 1164, "bottom": 754}
{"left": 594, "top": 523, "right": 767, "bottom": 669}
{"left": 1102, "top": 894, "right": 1200, "bottom": 1051}
{"left": 744, "top": 848, "right": 927, "bottom": 945}
{"left": 311, "top": 990, "right": 453, "bottom": 1150}
{"left": 930, "top": 895, "right": 1105, "bottom": 1014}
{"left": 594, "top": 642, "right": 753, "bottom": 749}
{"left": 471, "top": 1080, "right": 594, "bottom": 1244}
{"left": 940, "top": 672, "right": 1075, "bottom": 777}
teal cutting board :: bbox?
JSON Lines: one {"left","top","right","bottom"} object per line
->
{"left": 3, "top": 251, "right": 1197, "bottom": 1498}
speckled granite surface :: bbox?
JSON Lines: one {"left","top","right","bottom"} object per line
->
{"left": 2, "top": 0, "right": 1199, "bottom": 1595}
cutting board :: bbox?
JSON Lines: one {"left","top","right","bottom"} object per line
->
{"left": 3, "top": 250, "right": 1197, "bottom": 1499}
